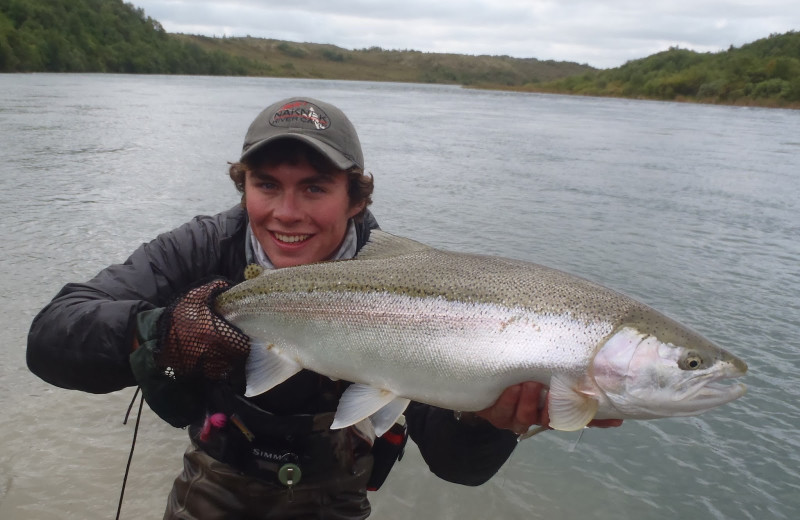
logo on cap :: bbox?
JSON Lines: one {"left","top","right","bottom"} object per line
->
{"left": 271, "top": 101, "right": 330, "bottom": 131}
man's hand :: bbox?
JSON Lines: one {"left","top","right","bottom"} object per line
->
{"left": 475, "top": 381, "right": 623, "bottom": 434}
{"left": 156, "top": 279, "right": 250, "bottom": 380}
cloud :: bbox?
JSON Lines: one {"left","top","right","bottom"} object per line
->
{"left": 132, "top": 0, "right": 800, "bottom": 68}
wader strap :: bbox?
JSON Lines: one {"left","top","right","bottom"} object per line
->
{"left": 229, "top": 395, "right": 335, "bottom": 436}
{"left": 204, "top": 382, "right": 335, "bottom": 437}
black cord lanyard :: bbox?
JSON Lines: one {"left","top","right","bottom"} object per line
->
{"left": 116, "top": 387, "right": 144, "bottom": 520}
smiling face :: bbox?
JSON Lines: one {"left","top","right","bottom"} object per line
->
{"left": 245, "top": 159, "right": 364, "bottom": 268}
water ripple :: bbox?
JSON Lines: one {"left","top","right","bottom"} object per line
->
{"left": 2, "top": 74, "right": 799, "bottom": 520}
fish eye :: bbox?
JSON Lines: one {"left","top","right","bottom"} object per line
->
{"left": 679, "top": 353, "right": 704, "bottom": 370}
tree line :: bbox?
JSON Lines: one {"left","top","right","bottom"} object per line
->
{"left": 527, "top": 32, "right": 800, "bottom": 108}
{"left": 0, "top": 0, "right": 590, "bottom": 83}
{"left": 2, "top": 0, "right": 798, "bottom": 108}
{"left": 0, "top": 0, "right": 262, "bottom": 75}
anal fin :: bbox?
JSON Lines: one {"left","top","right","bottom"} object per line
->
{"left": 370, "top": 397, "right": 410, "bottom": 437}
{"left": 331, "top": 384, "right": 398, "bottom": 430}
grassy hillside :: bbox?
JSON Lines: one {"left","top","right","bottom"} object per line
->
{"left": 1, "top": 0, "right": 797, "bottom": 108}
{"left": 0, "top": 0, "right": 592, "bottom": 84}
{"left": 175, "top": 34, "right": 592, "bottom": 86}
{"left": 523, "top": 31, "right": 800, "bottom": 108}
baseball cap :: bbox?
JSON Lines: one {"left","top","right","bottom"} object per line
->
{"left": 240, "top": 97, "right": 364, "bottom": 170}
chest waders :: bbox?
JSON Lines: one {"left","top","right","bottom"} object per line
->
{"left": 188, "top": 383, "right": 407, "bottom": 496}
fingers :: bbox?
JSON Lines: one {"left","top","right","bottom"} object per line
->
{"left": 474, "top": 382, "right": 624, "bottom": 435}
{"left": 515, "top": 381, "right": 546, "bottom": 427}
{"left": 476, "top": 384, "right": 522, "bottom": 429}
{"left": 538, "top": 388, "right": 551, "bottom": 430}
{"left": 476, "top": 382, "right": 549, "bottom": 434}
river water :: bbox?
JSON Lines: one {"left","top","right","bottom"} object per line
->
{"left": 0, "top": 74, "right": 798, "bottom": 519}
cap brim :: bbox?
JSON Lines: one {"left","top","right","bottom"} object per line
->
{"left": 240, "top": 134, "right": 359, "bottom": 170}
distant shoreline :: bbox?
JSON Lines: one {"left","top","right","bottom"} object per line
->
{"left": 471, "top": 84, "right": 800, "bottom": 110}
{"left": 2, "top": 0, "right": 797, "bottom": 110}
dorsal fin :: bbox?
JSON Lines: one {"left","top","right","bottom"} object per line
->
{"left": 356, "top": 230, "right": 431, "bottom": 260}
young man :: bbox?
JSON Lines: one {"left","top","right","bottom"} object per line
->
{"left": 27, "top": 97, "right": 618, "bottom": 519}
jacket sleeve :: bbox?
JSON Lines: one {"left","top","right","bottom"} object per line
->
{"left": 405, "top": 402, "right": 518, "bottom": 486}
{"left": 26, "top": 207, "right": 247, "bottom": 394}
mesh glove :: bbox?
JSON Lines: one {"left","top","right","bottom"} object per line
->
{"left": 155, "top": 278, "right": 250, "bottom": 380}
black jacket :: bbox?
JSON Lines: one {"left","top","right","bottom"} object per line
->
{"left": 27, "top": 205, "right": 517, "bottom": 485}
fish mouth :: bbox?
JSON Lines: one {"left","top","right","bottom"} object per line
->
{"left": 671, "top": 374, "right": 747, "bottom": 412}
{"left": 688, "top": 380, "right": 747, "bottom": 402}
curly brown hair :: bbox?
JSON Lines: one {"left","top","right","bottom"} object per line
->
{"left": 229, "top": 140, "right": 373, "bottom": 221}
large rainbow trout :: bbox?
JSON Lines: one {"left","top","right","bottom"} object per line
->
{"left": 216, "top": 231, "right": 747, "bottom": 436}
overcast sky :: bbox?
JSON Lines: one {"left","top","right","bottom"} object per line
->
{"left": 132, "top": 1, "right": 799, "bottom": 69}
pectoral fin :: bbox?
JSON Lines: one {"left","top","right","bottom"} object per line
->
{"left": 244, "top": 342, "right": 302, "bottom": 397}
{"left": 548, "top": 374, "right": 598, "bottom": 431}
{"left": 331, "top": 384, "right": 401, "bottom": 430}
